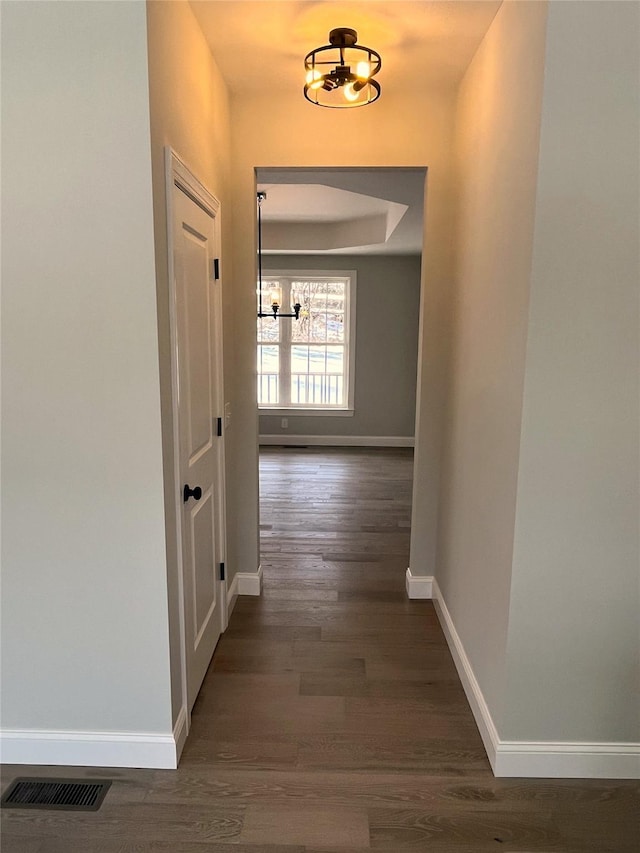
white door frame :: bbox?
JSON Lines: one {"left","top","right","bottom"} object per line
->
{"left": 165, "top": 147, "right": 227, "bottom": 744}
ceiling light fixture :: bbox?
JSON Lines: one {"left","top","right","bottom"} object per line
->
{"left": 256, "top": 192, "right": 301, "bottom": 320}
{"left": 304, "top": 28, "right": 381, "bottom": 108}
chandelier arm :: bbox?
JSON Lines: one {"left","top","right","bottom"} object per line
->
{"left": 304, "top": 76, "right": 381, "bottom": 108}
{"left": 257, "top": 192, "right": 300, "bottom": 321}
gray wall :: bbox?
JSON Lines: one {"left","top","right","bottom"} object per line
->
{"left": 437, "top": 0, "right": 548, "bottom": 730}
{"left": 441, "top": 0, "right": 639, "bottom": 748}
{"left": 1, "top": 1, "right": 172, "bottom": 734}
{"left": 259, "top": 254, "right": 421, "bottom": 439}
{"left": 504, "top": 0, "right": 640, "bottom": 742}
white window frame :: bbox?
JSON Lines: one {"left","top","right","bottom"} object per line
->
{"left": 258, "top": 269, "right": 356, "bottom": 416}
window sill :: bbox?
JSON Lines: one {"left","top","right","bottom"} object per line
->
{"left": 258, "top": 408, "right": 355, "bottom": 418}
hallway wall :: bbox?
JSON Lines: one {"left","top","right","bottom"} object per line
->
{"left": 438, "top": 0, "right": 548, "bottom": 738}
{"left": 227, "top": 89, "right": 458, "bottom": 581}
{"left": 441, "top": 0, "right": 639, "bottom": 765}
{"left": 146, "top": 0, "right": 233, "bottom": 728}
{"left": 1, "top": 1, "right": 172, "bottom": 741}
{"left": 504, "top": 0, "right": 640, "bottom": 744}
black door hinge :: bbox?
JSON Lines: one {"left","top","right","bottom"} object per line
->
{"left": 214, "top": 258, "right": 220, "bottom": 280}
{"left": 219, "top": 562, "right": 225, "bottom": 581}
{"left": 216, "top": 417, "right": 223, "bottom": 437}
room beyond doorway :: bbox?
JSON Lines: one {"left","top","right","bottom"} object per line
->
{"left": 254, "top": 166, "right": 425, "bottom": 466}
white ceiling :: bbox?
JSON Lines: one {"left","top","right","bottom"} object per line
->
{"left": 257, "top": 168, "right": 425, "bottom": 255}
{"left": 259, "top": 184, "right": 406, "bottom": 224}
{"left": 190, "top": 1, "right": 502, "bottom": 255}
{"left": 190, "top": 1, "right": 502, "bottom": 95}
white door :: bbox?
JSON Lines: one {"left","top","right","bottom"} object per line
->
{"left": 173, "top": 182, "right": 225, "bottom": 710}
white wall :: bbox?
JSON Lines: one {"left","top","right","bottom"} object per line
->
{"left": 504, "top": 0, "right": 640, "bottom": 743}
{"left": 259, "top": 254, "right": 421, "bottom": 440}
{"left": 441, "top": 0, "right": 639, "bottom": 767}
{"left": 146, "top": 0, "right": 232, "bottom": 726}
{"left": 1, "top": 1, "right": 172, "bottom": 738}
{"left": 227, "top": 89, "right": 458, "bottom": 580}
{"left": 437, "top": 0, "right": 548, "bottom": 728}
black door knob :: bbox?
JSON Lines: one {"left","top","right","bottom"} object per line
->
{"left": 183, "top": 484, "right": 202, "bottom": 503}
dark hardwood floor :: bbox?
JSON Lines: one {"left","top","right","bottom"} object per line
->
{"left": 2, "top": 447, "right": 638, "bottom": 852}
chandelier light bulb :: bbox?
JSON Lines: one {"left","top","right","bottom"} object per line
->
{"left": 305, "top": 69, "right": 324, "bottom": 90}
{"left": 343, "top": 83, "right": 360, "bottom": 102}
{"left": 356, "top": 61, "right": 371, "bottom": 80}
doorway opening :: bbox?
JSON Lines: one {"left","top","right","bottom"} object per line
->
{"left": 254, "top": 166, "right": 426, "bottom": 598}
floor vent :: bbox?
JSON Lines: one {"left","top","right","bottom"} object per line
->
{"left": 1, "top": 778, "right": 111, "bottom": 811}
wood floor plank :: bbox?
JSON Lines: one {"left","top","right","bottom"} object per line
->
{"left": 295, "top": 733, "right": 495, "bottom": 774}
{"left": 239, "top": 803, "right": 370, "bottom": 847}
{"left": 2, "top": 448, "right": 637, "bottom": 852}
{"left": 1, "top": 803, "right": 246, "bottom": 845}
{"left": 180, "top": 735, "right": 300, "bottom": 770}
{"left": 262, "top": 588, "right": 339, "bottom": 601}
{"left": 367, "top": 805, "right": 562, "bottom": 850}
{"left": 0, "top": 839, "right": 46, "bottom": 853}
{"left": 38, "top": 843, "right": 303, "bottom": 853}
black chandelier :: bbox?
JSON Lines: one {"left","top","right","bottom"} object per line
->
{"left": 304, "top": 27, "right": 381, "bottom": 108}
{"left": 256, "top": 191, "right": 301, "bottom": 320}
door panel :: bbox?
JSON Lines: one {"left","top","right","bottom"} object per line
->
{"left": 173, "top": 184, "right": 224, "bottom": 711}
{"left": 191, "top": 490, "right": 215, "bottom": 637}
{"left": 183, "top": 230, "right": 213, "bottom": 457}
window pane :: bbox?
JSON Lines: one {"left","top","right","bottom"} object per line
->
{"left": 258, "top": 374, "right": 279, "bottom": 406}
{"left": 327, "top": 286, "right": 345, "bottom": 312}
{"left": 327, "top": 312, "right": 344, "bottom": 342}
{"left": 309, "top": 315, "right": 327, "bottom": 342}
{"left": 291, "top": 281, "right": 314, "bottom": 342}
{"left": 308, "top": 288, "right": 328, "bottom": 310}
{"left": 291, "top": 345, "right": 309, "bottom": 374}
{"left": 326, "top": 346, "right": 344, "bottom": 374}
{"left": 291, "top": 373, "right": 344, "bottom": 406}
{"left": 291, "top": 375, "right": 304, "bottom": 404}
{"left": 258, "top": 344, "right": 279, "bottom": 373}
{"left": 258, "top": 316, "right": 280, "bottom": 342}
{"left": 308, "top": 346, "right": 327, "bottom": 373}
{"left": 257, "top": 344, "right": 279, "bottom": 406}
{"left": 309, "top": 285, "right": 327, "bottom": 343}
{"left": 257, "top": 279, "right": 281, "bottom": 342}
{"left": 291, "top": 313, "right": 310, "bottom": 343}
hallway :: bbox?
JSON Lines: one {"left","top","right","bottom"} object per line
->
{"left": 189, "top": 447, "right": 487, "bottom": 783}
{"left": 1, "top": 448, "right": 637, "bottom": 851}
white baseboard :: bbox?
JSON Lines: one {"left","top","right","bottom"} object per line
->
{"left": 431, "top": 579, "right": 640, "bottom": 779}
{"left": 226, "top": 571, "right": 239, "bottom": 619}
{"left": 259, "top": 435, "right": 414, "bottom": 447}
{"left": 405, "top": 567, "right": 434, "bottom": 599}
{"left": 172, "top": 705, "right": 188, "bottom": 765}
{"left": 236, "top": 564, "right": 263, "bottom": 596}
{"left": 0, "top": 728, "right": 179, "bottom": 770}
{"left": 494, "top": 740, "right": 640, "bottom": 778}
{"left": 225, "top": 566, "right": 262, "bottom": 624}
{"left": 431, "top": 579, "right": 500, "bottom": 766}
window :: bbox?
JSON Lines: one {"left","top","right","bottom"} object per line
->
{"left": 257, "top": 271, "right": 356, "bottom": 413}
